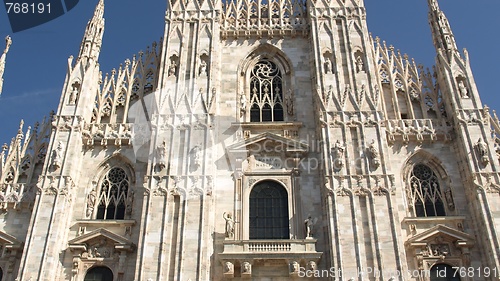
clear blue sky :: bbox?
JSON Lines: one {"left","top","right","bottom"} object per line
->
{"left": 0, "top": 0, "right": 498, "bottom": 145}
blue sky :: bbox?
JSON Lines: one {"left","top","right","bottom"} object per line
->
{"left": 0, "top": 0, "right": 498, "bottom": 145}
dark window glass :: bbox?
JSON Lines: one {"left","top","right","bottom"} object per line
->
{"left": 249, "top": 181, "right": 289, "bottom": 239}
{"left": 84, "top": 266, "right": 114, "bottom": 281}
{"left": 430, "top": 264, "right": 461, "bottom": 281}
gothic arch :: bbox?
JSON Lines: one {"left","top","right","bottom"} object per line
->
{"left": 86, "top": 154, "right": 136, "bottom": 220}
{"left": 238, "top": 44, "right": 295, "bottom": 122}
{"left": 239, "top": 43, "right": 293, "bottom": 76}
{"left": 402, "top": 150, "right": 454, "bottom": 217}
{"left": 92, "top": 154, "right": 136, "bottom": 186}
{"left": 402, "top": 150, "right": 448, "bottom": 182}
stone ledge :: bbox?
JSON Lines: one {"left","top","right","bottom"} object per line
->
{"left": 75, "top": 219, "right": 136, "bottom": 227}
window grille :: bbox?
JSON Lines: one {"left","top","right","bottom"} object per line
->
{"left": 249, "top": 181, "right": 289, "bottom": 239}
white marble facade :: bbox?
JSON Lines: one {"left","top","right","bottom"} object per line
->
{"left": 0, "top": 0, "right": 500, "bottom": 280}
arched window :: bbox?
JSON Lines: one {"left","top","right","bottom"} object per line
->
{"left": 0, "top": 266, "right": 3, "bottom": 281}
{"left": 249, "top": 181, "right": 289, "bottom": 239}
{"left": 96, "top": 167, "right": 129, "bottom": 220}
{"left": 84, "top": 266, "right": 114, "bottom": 281}
{"left": 409, "top": 164, "right": 446, "bottom": 217}
{"left": 249, "top": 60, "right": 284, "bottom": 122}
{"left": 430, "top": 264, "right": 460, "bottom": 281}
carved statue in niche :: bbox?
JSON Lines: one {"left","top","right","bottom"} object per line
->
{"left": 86, "top": 188, "right": 97, "bottom": 217}
{"left": 290, "top": 261, "right": 300, "bottom": 273}
{"left": 285, "top": 89, "right": 294, "bottom": 116}
{"left": 324, "top": 57, "right": 332, "bottom": 74}
{"left": 367, "top": 139, "right": 380, "bottom": 169}
{"left": 168, "top": 60, "right": 177, "bottom": 77}
{"left": 475, "top": 138, "right": 489, "bottom": 166}
{"left": 224, "top": 261, "right": 234, "bottom": 273}
{"left": 239, "top": 92, "right": 247, "bottom": 118}
{"left": 125, "top": 190, "right": 134, "bottom": 216}
{"left": 444, "top": 189, "right": 455, "bottom": 210}
{"left": 51, "top": 141, "right": 64, "bottom": 170}
{"left": 156, "top": 140, "right": 167, "bottom": 171}
{"left": 356, "top": 55, "right": 364, "bottom": 73}
{"left": 458, "top": 80, "right": 469, "bottom": 98}
{"left": 241, "top": 262, "right": 251, "bottom": 274}
{"left": 304, "top": 215, "right": 316, "bottom": 238}
{"left": 68, "top": 82, "right": 79, "bottom": 105}
{"left": 223, "top": 212, "right": 235, "bottom": 238}
{"left": 332, "top": 140, "right": 345, "bottom": 169}
{"left": 324, "top": 85, "right": 333, "bottom": 103}
{"left": 190, "top": 145, "right": 201, "bottom": 170}
{"left": 199, "top": 59, "right": 207, "bottom": 76}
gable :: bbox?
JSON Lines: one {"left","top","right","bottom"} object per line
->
{"left": 227, "top": 132, "right": 309, "bottom": 155}
{"left": 68, "top": 228, "right": 135, "bottom": 253}
{"left": 406, "top": 224, "right": 474, "bottom": 247}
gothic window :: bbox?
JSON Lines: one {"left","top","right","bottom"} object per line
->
{"left": 249, "top": 60, "right": 284, "bottom": 122}
{"left": 249, "top": 181, "right": 289, "bottom": 239}
{"left": 84, "top": 266, "right": 114, "bottom": 281}
{"left": 96, "top": 167, "right": 129, "bottom": 220}
{"left": 430, "top": 264, "right": 460, "bottom": 281}
{"left": 409, "top": 164, "right": 446, "bottom": 217}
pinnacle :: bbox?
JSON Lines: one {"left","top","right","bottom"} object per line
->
{"left": 93, "top": 0, "right": 105, "bottom": 19}
{"left": 427, "top": 0, "right": 440, "bottom": 11}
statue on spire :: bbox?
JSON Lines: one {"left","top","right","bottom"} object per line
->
{"left": 0, "top": 35, "right": 13, "bottom": 97}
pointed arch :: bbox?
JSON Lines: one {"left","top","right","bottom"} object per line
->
{"left": 88, "top": 154, "right": 136, "bottom": 220}
{"left": 402, "top": 150, "right": 453, "bottom": 217}
{"left": 238, "top": 44, "right": 294, "bottom": 122}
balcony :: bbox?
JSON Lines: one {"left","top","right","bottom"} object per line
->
{"left": 219, "top": 239, "right": 321, "bottom": 261}
{"left": 219, "top": 239, "right": 322, "bottom": 278}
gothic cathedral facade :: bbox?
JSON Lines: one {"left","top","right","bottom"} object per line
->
{"left": 1, "top": 0, "right": 499, "bottom": 280}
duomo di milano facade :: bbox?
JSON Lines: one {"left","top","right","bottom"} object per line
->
{"left": 2, "top": 0, "right": 500, "bottom": 280}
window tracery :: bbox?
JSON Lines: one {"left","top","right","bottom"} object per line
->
{"left": 408, "top": 164, "right": 446, "bottom": 217}
{"left": 95, "top": 167, "right": 130, "bottom": 220}
{"left": 249, "top": 60, "right": 284, "bottom": 122}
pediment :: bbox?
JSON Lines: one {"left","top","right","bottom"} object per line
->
{"left": 68, "top": 228, "right": 135, "bottom": 253}
{"left": 0, "top": 231, "right": 23, "bottom": 249}
{"left": 227, "top": 132, "right": 309, "bottom": 155}
{"left": 406, "top": 224, "right": 474, "bottom": 248}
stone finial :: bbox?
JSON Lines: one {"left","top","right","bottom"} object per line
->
{"left": 0, "top": 35, "right": 12, "bottom": 96}
{"left": 3, "top": 36, "right": 12, "bottom": 54}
